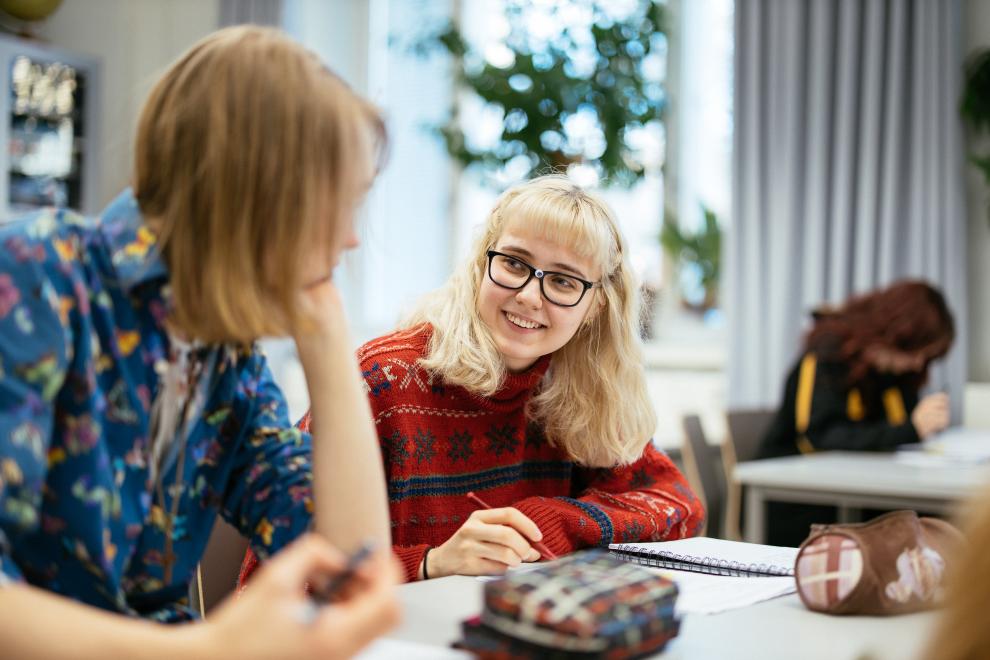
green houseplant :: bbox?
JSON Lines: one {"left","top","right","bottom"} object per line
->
{"left": 420, "top": 0, "right": 666, "bottom": 187}
{"left": 660, "top": 205, "right": 722, "bottom": 311}
{"left": 961, "top": 48, "right": 990, "bottom": 214}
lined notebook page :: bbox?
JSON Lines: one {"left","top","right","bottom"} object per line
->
{"left": 609, "top": 537, "right": 799, "bottom": 573}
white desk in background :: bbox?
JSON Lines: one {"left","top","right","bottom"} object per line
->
{"left": 733, "top": 451, "right": 990, "bottom": 544}
{"left": 387, "top": 573, "right": 937, "bottom": 660}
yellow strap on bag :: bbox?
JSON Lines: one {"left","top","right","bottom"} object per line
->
{"left": 882, "top": 387, "right": 906, "bottom": 425}
{"left": 847, "top": 389, "right": 865, "bottom": 420}
{"left": 794, "top": 354, "right": 908, "bottom": 455}
{"left": 795, "top": 354, "right": 817, "bottom": 454}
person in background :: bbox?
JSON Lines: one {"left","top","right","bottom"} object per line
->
{"left": 240, "top": 175, "right": 705, "bottom": 585}
{"left": 0, "top": 26, "right": 399, "bottom": 658}
{"left": 758, "top": 280, "right": 955, "bottom": 545}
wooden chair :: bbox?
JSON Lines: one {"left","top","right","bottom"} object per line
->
{"left": 190, "top": 518, "right": 249, "bottom": 616}
{"left": 722, "top": 408, "right": 776, "bottom": 540}
{"left": 681, "top": 414, "right": 726, "bottom": 538}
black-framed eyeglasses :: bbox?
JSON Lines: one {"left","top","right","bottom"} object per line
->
{"left": 486, "top": 250, "right": 600, "bottom": 307}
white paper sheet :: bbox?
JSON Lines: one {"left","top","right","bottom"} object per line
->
{"left": 355, "top": 638, "right": 472, "bottom": 659}
{"left": 656, "top": 570, "right": 796, "bottom": 615}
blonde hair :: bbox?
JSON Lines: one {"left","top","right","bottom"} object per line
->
{"left": 404, "top": 175, "right": 656, "bottom": 467}
{"left": 134, "top": 26, "right": 385, "bottom": 344}
{"left": 922, "top": 488, "right": 990, "bottom": 660}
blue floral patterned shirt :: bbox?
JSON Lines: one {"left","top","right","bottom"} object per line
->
{"left": 0, "top": 190, "right": 312, "bottom": 621}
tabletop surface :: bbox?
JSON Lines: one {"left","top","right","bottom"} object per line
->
{"left": 389, "top": 572, "right": 938, "bottom": 660}
{"left": 733, "top": 451, "right": 990, "bottom": 499}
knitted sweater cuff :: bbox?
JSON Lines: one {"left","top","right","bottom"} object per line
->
{"left": 513, "top": 498, "right": 578, "bottom": 557}
{"left": 395, "top": 544, "right": 431, "bottom": 583}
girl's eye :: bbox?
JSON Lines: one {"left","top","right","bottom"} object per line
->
{"left": 504, "top": 258, "right": 526, "bottom": 271}
{"left": 550, "top": 275, "right": 577, "bottom": 290}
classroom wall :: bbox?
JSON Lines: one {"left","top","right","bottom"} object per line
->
{"left": 965, "top": 0, "right": 990, "bottom": 382}
{"left": 35, "top": 0, "right": 220, "bottom": 208}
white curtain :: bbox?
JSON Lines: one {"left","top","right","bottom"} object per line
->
{"left": 727, "top": 0, "right": 968, "bottom": 415}
{"left": 219, "top": 0, "right": 284, "bottom": 27}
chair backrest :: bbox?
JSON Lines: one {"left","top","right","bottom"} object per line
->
{"left": 192, "top": 517, "right": 249, "bottom": 615}
{"left": 726, "top": 409, "right": 776, "bottom": 464}
{"left": 681, "top": 414, "right": 725, "bottom": 538}
{"left": 722, "top": 408, "right": 776, "bottom": 540}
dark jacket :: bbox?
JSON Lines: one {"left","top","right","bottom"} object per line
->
{"left": 760, "top": 352, "right": 921, "bottom": 458}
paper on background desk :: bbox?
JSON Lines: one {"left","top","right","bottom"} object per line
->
{"left": 896, "top": 427, "right": 990, "bottom": 467}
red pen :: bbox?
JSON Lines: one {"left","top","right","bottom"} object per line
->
{"left": 466, "top": 491, "right": 558, "bottom": 561}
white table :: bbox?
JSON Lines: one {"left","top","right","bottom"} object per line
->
{"left": 389, "top": 573, "right": 938, "bottom": 659}
{"left": 733, "top": 451, "right": 990, "bottom": 543}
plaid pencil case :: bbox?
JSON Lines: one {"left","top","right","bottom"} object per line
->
{"left": 457, "top": 550, "right": 680, "bottom": 659}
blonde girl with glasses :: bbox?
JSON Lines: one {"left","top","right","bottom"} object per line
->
{"left": 241, "top": 174, "right": 705, "bottom": 584}
{"left": 0, "top": 27, "right": 399, "bottom": 658}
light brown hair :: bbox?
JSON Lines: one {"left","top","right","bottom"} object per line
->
{"left": 922, "top": 488, "right": 990, "bottom": 660}
{"left": 134, "top": 26, "right": 385, "bottom": 344}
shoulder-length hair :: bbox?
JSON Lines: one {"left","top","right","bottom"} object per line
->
{"left": 804, "top": 280, "right": 955, "bottom": 387}
{"left": 134, "top": 26, "right": 386, "bottom": 344}
{"left": 403, "top": 175, "right": 655, "bottom": 467}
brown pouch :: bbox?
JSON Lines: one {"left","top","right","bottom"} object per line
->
{"left": 794, "top": 510, "right": 963, "bottom": 616}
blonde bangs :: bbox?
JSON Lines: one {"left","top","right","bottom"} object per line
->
{"left": 135, "top": 26, "right": 386, "bottom": 345}
{"left": 406, "top": 175, "right": 656, "bottom": 467}
{"left": 499, "top": 183, "right": 616, "bottom": 271}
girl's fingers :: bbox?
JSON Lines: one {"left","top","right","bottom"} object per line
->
{"left": 473, "top": 507, "right": 543, "bottom": 543}
{"left": 313, "top": 582, "right": 401, "bottom": 658}
{"left": 475, "top": 540, "right": 525, "bottom": 567}
{"left": 258, "top": 534, "right": 347, "bottom": 590}
{"left": 473, "top": 522, "right": 537, "bottom": 561}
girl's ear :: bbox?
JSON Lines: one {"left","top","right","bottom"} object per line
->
{"left": 582, "top": 291, "right": 606, "bottom": 326}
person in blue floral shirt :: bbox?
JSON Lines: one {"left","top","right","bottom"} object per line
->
{"left": 0, "top": 26, "right": 398, "bottom": 658}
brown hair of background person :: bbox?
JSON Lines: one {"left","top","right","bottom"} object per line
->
{"left": 805, "top": 280, "right": 955, "bottom": 392}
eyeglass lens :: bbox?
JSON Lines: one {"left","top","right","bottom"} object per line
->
{"left": 489, "top": 253, "right": 585, "bottom": 306}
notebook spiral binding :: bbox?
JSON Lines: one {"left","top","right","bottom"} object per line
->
{"left": 609, "top": 547, "right": 794, "bottom": 577}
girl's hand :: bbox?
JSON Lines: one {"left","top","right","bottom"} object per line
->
{"left": 912, "top": 393, "right": 950, "bottom": 440}
{"left": 425, "top": 508, "right": 543, "bottom": 579}
{"left": 205, "top": 534, "right": 401, "bottom": 660}
{"left": 295, "top": 276, "right": 348, "bottom": 341}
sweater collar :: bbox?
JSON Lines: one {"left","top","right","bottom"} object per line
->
{"left": 413, "top": 323, "right": 551, "bottom": 410}
{"left": 480, "top": 354, "right": 552, "bottom": 411}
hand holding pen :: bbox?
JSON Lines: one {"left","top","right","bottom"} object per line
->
{"left": 466, "top": 492, "right": 557, "bottom": 561}
{"left": 207, "top": 534, "right": 400, "bottom": 659}
{"left": 421, "top": 492, "right": 556, "bottom": 579}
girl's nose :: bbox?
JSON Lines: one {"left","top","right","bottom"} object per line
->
{"left": 515, "top": 277, "right": 543, "bottom": 308}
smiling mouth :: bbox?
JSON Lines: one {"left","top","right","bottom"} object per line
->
{"left": 504, "top": 311, "right": 545, "bottom": 329}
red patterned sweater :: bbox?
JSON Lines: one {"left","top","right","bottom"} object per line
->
{"left": 240, "top": 325, "right": 704, "bottom": 584}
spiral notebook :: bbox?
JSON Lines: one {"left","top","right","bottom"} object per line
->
{"left": 608, "top": 537, "right": 798, "bottom": 578}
